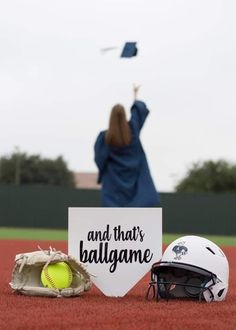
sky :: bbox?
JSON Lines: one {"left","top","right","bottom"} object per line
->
{"left": 0, "top": 0, "right": 236, "bottom": 191}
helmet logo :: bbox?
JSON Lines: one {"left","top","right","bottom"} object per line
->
{"left": 172, "top": 242, "right": 188, "bottom": 260}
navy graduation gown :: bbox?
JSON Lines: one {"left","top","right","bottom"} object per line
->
{"left": 94, "top": 100, "right": 160, "bottom": 207}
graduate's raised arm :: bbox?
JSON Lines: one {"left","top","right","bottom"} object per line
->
{"left": 133, "top": 84, "right": 141, "bottom": 101}
{"left": 130, "top": 85, "right": 149, "bottom": 134}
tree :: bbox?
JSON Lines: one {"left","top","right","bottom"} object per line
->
{"left": 0, "top": 151, "right": 75, "bottom": 187}
{"left": 175, "top": 160, "right": 236, "bottom": 193}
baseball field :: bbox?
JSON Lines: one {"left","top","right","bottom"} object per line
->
{"left": 0, "top": 228, "right": 236, "bottom": 330}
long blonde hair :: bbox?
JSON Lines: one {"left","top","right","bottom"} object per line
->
{"left": 105, "top": 104, "right": 132, "bottom": 147}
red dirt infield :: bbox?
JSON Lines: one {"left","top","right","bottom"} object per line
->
{"left": 0, "top": 240, "right": 235, "bottom": 330}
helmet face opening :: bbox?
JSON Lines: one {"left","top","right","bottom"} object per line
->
{"left": 152, "top": 263, "right": 215, "bottom": 301}
{"left": 146, "top": 236, "right": 229, "bottom": 303}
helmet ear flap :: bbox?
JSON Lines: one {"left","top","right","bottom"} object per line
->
{"left": 203, "top": 280, "right": 228, "bottom": 302}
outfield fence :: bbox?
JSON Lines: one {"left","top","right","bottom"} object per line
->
{"left": 0, "top": 184, "right": 236, "bottom": 235}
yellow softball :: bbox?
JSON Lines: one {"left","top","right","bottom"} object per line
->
{"left": 41, "top": 262, "right": 73, "bottom": 289}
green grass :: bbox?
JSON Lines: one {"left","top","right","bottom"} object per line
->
{"left": 0, "top": 227, "right": 67, "bottom": 241}
{"left": 163, "top": 234, "right": 236, "bottom": 246}
{"left": 0, "top": 227, "right": 235, "bottom": 246}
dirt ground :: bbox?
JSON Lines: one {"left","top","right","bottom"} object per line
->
{"left": 0, "top": 240, "right": 235, "bottom": 330}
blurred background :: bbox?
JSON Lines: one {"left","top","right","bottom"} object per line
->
{"left": 1, "top": 1, "right": 236, "bottom": 235}
{"left": 1, "top": 0, "right": 236, "bottom": 192}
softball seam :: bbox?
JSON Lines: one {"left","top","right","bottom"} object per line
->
{"left": 43, "top": 263, "right": 72, "bottom": 289}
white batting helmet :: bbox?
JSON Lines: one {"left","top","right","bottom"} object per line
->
{"left": 147, "top": 235, "right": 229, "bottom": 302}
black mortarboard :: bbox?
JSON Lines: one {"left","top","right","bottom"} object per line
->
{"left": 120, "top": 42, "right": 138, "bottom": 58}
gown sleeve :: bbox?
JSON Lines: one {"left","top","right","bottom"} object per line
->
{"left": 130, "top": 100, "right": 149, "bottom": 135}
{"left": 94, "top": 131, "right": 109, "bottom": 183}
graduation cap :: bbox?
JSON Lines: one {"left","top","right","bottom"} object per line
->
{"left": 120, "top": 42, "right": 138, "bottom": 58}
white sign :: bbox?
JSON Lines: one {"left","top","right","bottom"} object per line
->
{"left": 68, "top": 208, "right": 162, "bottom": 297}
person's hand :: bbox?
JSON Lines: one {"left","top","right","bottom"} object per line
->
{"left": 133, "top": 84, "right": 141, "bottom": 100}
